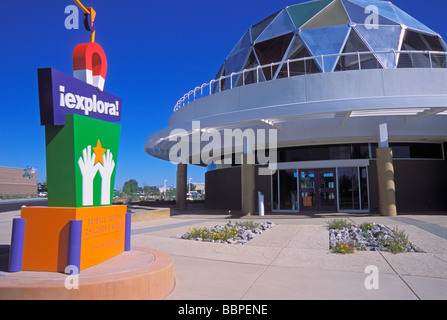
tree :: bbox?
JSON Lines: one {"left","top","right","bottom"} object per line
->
{"left": 123, "top": 179, "right": 138, "bottom": 196}
{"left": 143, "top": 185, "right": 160, "bottom": 196}
{"left": 165, "top": 188, "right": 177, "bottom": 201}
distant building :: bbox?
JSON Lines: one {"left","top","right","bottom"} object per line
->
{"left": 0, "top": 166, "right": 38, "bottom": 197}
{"left": 194, "top": 183, "right": 205, "bottom": 195}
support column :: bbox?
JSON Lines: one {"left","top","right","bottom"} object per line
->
{"left": 241, "top": 153, "right": 255, "bottom": 216}
{"left": 176, "top": 163, "right": 187, "bottom": 211}
{"left": 376, "top": 123, "right": 397, "bottom": 216}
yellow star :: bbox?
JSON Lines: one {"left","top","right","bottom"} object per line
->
{"left": 93, "top": 139, "right": 106, "bottom": 165}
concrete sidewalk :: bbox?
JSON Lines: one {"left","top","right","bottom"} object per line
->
{"left": 129, "top": 210, "right": 447, "bottom": 300}
{"left": 0, "top": 208, "right": 446, "bottom": 300}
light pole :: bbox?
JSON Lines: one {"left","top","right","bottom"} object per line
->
{"left": 188, "top": 178, "right": 192, "bottom": 199}
{"left": 164, "top": 179, "right": 167, "bottom": 200}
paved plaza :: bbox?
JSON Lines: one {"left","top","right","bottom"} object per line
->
{"left": 1, "top": 205, "right": 446, "bottom": 300}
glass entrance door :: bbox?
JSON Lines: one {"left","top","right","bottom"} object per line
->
{"left": 299, "top": 170, "right": 316, "bottom": 211}
{"left": 299, "top": 168, "right": 337, "bottom": 212}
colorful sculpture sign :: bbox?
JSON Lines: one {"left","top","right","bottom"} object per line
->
{"left": 8, "top": 1, "right": 129, "bottom": 274}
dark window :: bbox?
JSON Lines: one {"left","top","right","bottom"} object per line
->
{"left": 370, "top": 143, "right": 443, "bottom": 159}
{"left": 240, "top": 51, "right": 260, "bottom": 86}
{"left": 335, "top": 29, "right": 380, "bottom": 71}
{"left": 278, "top": 143, "right": 370, "bottom": 162}
{"left": 360, "top": 167, "right": 369, "bottom": 211}
{"left": 278, "top": 143, "right": 442, "bottom": 162}
{"left": 338, "top": 167, "right": 360, "bottom": 210}
{"left": 278, "top": 35, "right": 320, "bottom": 78}
{"left": 397, "top": 30, "right": 447, "bottom": 68}
{"left": 279, "top": 169, "right": 298, "bottom": 210}
{"left": 254, "top": 33, "right": 294, "bottom": 80}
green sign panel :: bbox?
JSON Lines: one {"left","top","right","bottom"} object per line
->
{"left": 46, "top": 114, "right": 121, "bottom": 207}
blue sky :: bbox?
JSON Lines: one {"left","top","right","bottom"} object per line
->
{"left": 0, "top": 0, "right": 445, "bottom": 190}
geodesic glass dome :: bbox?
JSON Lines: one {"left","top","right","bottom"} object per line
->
{"left": 214, "top": 0, "right": 447, "bottom": 91}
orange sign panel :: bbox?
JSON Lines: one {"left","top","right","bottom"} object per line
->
{"left": 21, "top": 205, "right": 127, "bottom": 273}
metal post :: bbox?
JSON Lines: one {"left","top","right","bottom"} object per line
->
{"left": 176, "top": 164, "right": 187, "bottom": 211}
{"left": 392, "top": 50, "right": 397, "bottom": 69}
{"left": 287, "top": 60, "right": 290, "bottom": 78}
{"left": 357, "top": 52, "right": 361, "bottom": 70}
{"left": 258, "top": 192, "right": 265, "bottom": 216}
{"left": 8, "top": 218, "right": 26, "bottom": 273}
{"left": 125, "top": 213, "right": 131, "bottom": 251}
{"left": 67, "top": 220, "right": 82, "bottom": 274}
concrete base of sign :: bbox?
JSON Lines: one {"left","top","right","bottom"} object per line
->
{"left": 0, "top": 248, "right": 174, "bottom": 300}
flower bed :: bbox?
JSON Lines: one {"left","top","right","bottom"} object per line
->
{"left": 328, "top": 219, "right": 424, "bottom": 254}
{"left": 175, "top": 220, "right": 276, "bottom": 245}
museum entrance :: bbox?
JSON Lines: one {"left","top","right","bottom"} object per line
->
{"left": 272, "top": 164, "right": 369, "bottom": 213}
{"left": 272, "top": 167, "right": 337, "bottom": 212}
{"left": 299, "top": 168, "right": 337, "bottom": 212}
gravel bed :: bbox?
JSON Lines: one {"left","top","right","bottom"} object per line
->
{"left": 330, "top": 222, "right": 424, "bottom": 253}
{"left": 173, "top": 221, "right": 276, "bottom": 245}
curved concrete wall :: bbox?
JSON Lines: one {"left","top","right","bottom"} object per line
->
{"left": 168, "top": 68, "right": 447, "bottom": 126}
{"left": 147, "top": 68, "right": 447, "bottom": 160}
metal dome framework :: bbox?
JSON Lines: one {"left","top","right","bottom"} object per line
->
{"left": 216, "top": 0, "right": 446, "bottom": 84}
{"left": 172, "top": 0, "right": 447, "bottom": 112}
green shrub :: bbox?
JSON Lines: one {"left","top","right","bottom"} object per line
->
{"left": 362, "top": 231, "right": 371, "bottom": 238}
{"left": 385, "top": 227, "right": 410, "bottom": 254}
{"left": 360, "top": 222, "right": 373, "bottom": 232}
{"left": 235, "top": 220, "right": 258, "bottom": 230}
{"left": 327, "top": 218, "right": 352, "bottom": 230}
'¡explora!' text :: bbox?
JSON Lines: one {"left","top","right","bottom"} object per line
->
{"left": 59, "top": 85, "right": 120, "bottom": 117}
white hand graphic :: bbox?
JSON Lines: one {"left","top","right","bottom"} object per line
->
{"left": 98, "top": 149, "right": 115, "bottom": 205}
{"left": 78, "top": 145, "right": 100, "bottom": 206}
